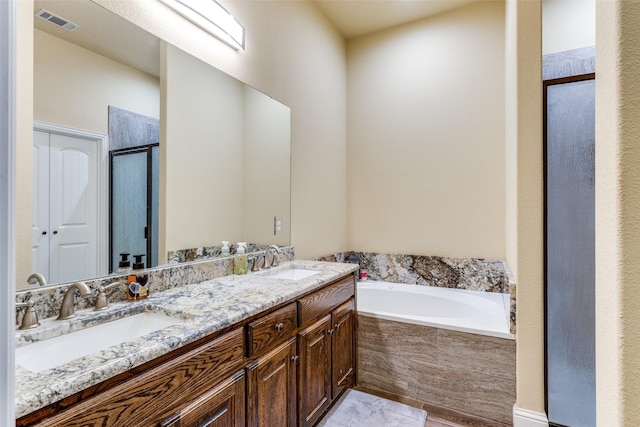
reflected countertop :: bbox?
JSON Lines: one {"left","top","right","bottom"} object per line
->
{"left": 14, "top": 260, "right": 358, "bottom": 418}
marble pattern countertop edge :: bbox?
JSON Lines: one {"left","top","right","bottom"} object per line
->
{"left": 14, "top": 260, "right": 359, "bottom": 418}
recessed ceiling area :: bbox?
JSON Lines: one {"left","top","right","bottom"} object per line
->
{"left": 314, "top": 0, "right": 483, "bottom": 39}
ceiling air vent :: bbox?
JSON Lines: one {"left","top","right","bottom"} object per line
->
{"left": 34, "top": 9, "right": 79, "bottom": 32}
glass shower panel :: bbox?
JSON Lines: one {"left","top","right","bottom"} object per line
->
{"left": 546, "top": 78, "right": 595, "bottom": 427}
{"left": 111, "top": 151, "right": 148, "bottom": 272}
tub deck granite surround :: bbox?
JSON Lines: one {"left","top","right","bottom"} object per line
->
{"left": 13, "top": 259, "right": 356, "bottom": 418}
{"left": 358, "top": 315, "right": 515, "bottom": 425}
{"left": 317, "top": 251, "right": 516, "bottom": 335}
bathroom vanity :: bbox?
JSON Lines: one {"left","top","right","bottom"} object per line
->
{"left": 15, "top": 261, "right": 358, "bottom": 427}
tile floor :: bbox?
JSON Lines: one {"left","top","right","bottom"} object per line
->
{"left": 355, "top": 386, "right": 512, "bottom": 427}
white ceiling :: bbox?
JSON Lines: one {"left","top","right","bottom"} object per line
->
{"left": 314, "top": 0, "right": 482, "bottom": 39}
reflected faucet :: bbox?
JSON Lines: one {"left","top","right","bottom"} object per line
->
{"left": 263, "top": 245, "right": 283, "bottom": 269}
{"left": 27, "top": 273, "right": 47, "bottom": 287}
{"left": 57, "top": 282, "right": 91, "bottom": 320}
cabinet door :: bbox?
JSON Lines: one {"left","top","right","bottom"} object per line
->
{"left": 332, "top": 299, "right": 355, "bottom": 399}
{"left": 298, "top": 314, "right": 332, "bottom": 427}
{"left": 161, "top": 370, "right": 245, "bottom": 427}
{"left": 247, "top": 337, "right": 297, "bottom": 427}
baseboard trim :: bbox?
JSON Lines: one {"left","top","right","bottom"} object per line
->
{"left": 513, "top": 404, "right": 549, "bottom": 427}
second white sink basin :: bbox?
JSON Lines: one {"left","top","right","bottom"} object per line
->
{"left": 270, "top": 268, "right": 320, "bottom": 281}
{"left": 16, "top": 312, "right": 185, "bottom": 373}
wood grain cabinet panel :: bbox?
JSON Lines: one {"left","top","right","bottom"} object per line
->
{"left": 298, "top": 315, "right": 332, "bottom": 427}
{"left": 297, "top": 276, "right": 355, "bottom": 326}
{"left": 332, "top": 299, "right": 355, "bottom": 398}
{"left": 247, "top": 303, "right": 297, "bottom": 357}
{"left": 247, "top": 337, "right": 298, "bottom": 427}
{"left": 36, "top": 328, "right": 245, "bottom": 427}
{"left": 164, "top": 370, "right": 245, "bottom": 427}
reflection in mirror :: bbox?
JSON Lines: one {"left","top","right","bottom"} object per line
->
{"left": 21, "top": 0, "right": 291, "bottom": 290}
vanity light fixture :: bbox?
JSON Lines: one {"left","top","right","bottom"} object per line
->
{"left": 157, "top": 0, "right": 245, "bottom": 50}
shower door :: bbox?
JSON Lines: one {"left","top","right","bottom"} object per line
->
{"left": 109, "top": 144, "right": 159, "bottom": 272}
{"left": 545, "top": 74, "right": 595, "bottom": 427}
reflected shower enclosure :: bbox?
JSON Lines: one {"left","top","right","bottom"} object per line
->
{"left": 109, "top": 144, "right": 159, "bottom": 272}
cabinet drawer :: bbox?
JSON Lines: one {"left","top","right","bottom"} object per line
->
{"left": 38, "top": 327, "right": 245, "bottom": 427}
{"left": 247, "top": 303, "right": 297, "bottom": 357}
{"left": 297, "top": 275, "right": 355, "bottom": 326}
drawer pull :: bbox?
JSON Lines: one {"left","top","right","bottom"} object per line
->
{"left": 159, "top": 412, "right": 181, "bottom": 427}
{"left": 274, "top": 322, "right": 284, "bottom": 332}
{"left": 201, "top": 407, "right": 228, "bottom": 427}
{"left": 291, "top": 355, "right": 300, "bottom": 364}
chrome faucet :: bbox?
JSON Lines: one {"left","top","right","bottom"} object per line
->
{"left": 263, "top": 245, "right": 283, "bottom": 269}
{"left": 57, "top": 281, "right": 91, "bottom": 320}
{"left": 16, "top": 300, "right": 40, "bottom": 329}
{"left": 94, "top": 282, "right": 122, "bottom": 311}
{"left": 26, "top": 273, "right": 47, "bottom": 287}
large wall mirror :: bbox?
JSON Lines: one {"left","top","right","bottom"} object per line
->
{"left": 20, "top": 0, "right": 291, "bottom": 290}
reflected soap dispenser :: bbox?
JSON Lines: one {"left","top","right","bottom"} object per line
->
{"left": 117, "top": 253, "right": 131, "bottom": 273}
{"left": 220, "top": 241, "right": 231, "bottom": 257}
{"left": 233, "top": 242, "right": 248, "bottom": 275}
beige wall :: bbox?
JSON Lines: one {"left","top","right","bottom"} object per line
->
{"left": 542, "top": 0, "right": 595, "bottom": 55}
{"left": 95, "top": 0, "right": 348, "bottom": 260}
{"left": 346, "top": 1, "right": 506, "bottom": 259}
{"left": 595, "top": 2, "right": 640, "bottom": 424}
{"left": 33, "top": 29, "right": 159, "bottom": 135}
{"left": 161, "top": 43, "right": 244, "bottom": 260}
{"left": 242, "top": 86, "right": 291, "bottom": 247}
{"left": 505, "top": 0, "right": 544, "bottom": 417}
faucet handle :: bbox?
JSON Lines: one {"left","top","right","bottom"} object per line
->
{"left": 251, "top": 256, "right": 262, "bottom": 272}
{"left": 16, "top": 300, "right": 40, "bottom": 330}
{"left": 94, "top": 281, "right": 122, "bottom": 311}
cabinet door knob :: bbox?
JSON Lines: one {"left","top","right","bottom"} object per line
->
{"left": 291, "top": 355, "right": 300, "bottom": 364}
{"left": 328, "top": 329, "right": 334, "bottom": 336}
{"left": 335, "top": 323, "right": 341, "bottom": 331}
{"left": 274, "top": 322, "right": 284, "bottom": 332}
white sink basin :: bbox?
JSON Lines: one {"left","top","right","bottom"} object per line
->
{"left": 16, "top": 312, "right": 185, "bottom": 373}
{"left": 270, "top": 268, "right": 320, "bottom": 281}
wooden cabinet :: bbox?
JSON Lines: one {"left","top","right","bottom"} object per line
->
{"left": 298, "top": 315, "right": 332, "bottom": 427}
{"left": 19, "top": 272, "right": 357, "bottom": 427}
{"left": 160, "top": 370, "right": 245, "bottom": 427}
{"left": 331, "top": 299, "right": 355, "bottom": 399}
{"left": 35, "top": 328, "right": 245, "bottom": 427}
{"left": 246, "top": 337, "right": 298, "bottom": 427}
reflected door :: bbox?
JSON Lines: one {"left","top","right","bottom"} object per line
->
{"left": 545, "top": 75, "right": 595, "bottom": 427}
{"left": 110, "top": 144, "right": 158, "bottom": 272}
{"left": 33, "top": 130, "right": 99, "bottom": 284}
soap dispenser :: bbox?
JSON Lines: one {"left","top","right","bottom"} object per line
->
{"left": 127, "top": 254, "right": 149, "bottom": 300}
{"left": 117, "top": 253, "right": 131, "bottom": 273}
{"left": 233, "top": 242, "right": 248, "bottom": 275}
{"left": 220, "top": 241, "right": 231, "bottom": 257}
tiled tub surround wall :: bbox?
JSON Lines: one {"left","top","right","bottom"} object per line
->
{"left": 358, "top": 315, "right": 516, "bottom": 426}
{"left": 317, "top": 251, "right": 516, "bottom": 334}
{"left": 15, "top": 246, "right": 294, "bottom": 324}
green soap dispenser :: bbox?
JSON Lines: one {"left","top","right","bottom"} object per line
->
{"left": 233, "top": 242, "right": 248, "bottom": 275}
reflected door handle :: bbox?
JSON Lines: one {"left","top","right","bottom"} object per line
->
{"left": 41, "top": 231, "right": 47, "bottom": 235}
{"left": 52, "top": 230, "right": 58, "bottom": 235}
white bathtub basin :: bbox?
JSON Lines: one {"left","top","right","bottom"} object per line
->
{"left": 16, "top": 312, "right": 185, "bottom": 372}
{"left": 270, "top": 268, "right": 319, "bottom": 281}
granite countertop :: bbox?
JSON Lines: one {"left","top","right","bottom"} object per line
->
{"left": 14, "top": 260, "right": 358, "bottom": 418}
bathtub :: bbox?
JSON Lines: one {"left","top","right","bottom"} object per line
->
{"left": 357, "top": 280, "right": 512, "bottom": 339}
